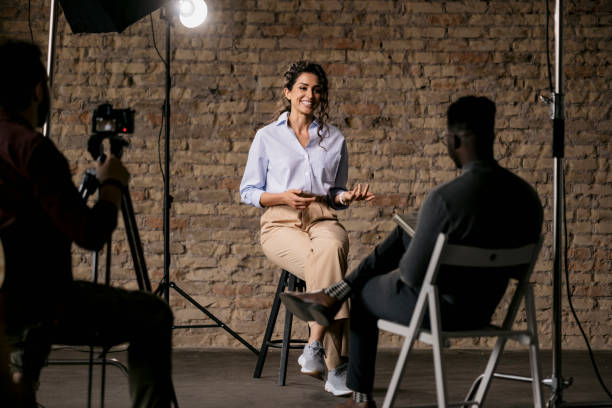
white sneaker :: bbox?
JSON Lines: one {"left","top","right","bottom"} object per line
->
{"left": 325, "top": 362, "right": 352, "bottom": 396}
{"left": 298, "top": 341, "right": 326, "bottom": 380}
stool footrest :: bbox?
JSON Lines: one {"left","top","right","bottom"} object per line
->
{"left": 267, "top": 338, "right": 307, "bottom": 349}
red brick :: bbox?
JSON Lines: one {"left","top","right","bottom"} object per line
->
{"left": 341, "top": 103, "right": 382, "bottom": 115}
{"left": 322, "top": 38, "right": 363, "bottom": 50}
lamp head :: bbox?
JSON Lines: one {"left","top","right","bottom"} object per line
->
{"left": 178, "top": 0, "right": 207, "bottom": 28}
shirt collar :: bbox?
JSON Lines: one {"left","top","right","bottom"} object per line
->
{"left": 0, "top": 108, "right": 33, "bottom": 130}
{"left": 275, "top": 111, "right": 319, "bottom": 129}
{"left": 462, "top": 159, "right": 498, "bottom": 173}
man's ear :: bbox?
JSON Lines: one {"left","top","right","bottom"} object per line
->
{"left": 452, "top": 133, "right": 462, "bottom": 150}
{"left": 32, "top": 81, "right": 44, "bottom": 103}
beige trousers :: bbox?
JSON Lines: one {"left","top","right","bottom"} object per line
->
{"left": 260, "top": 201, "right": 349, "bottom": 369}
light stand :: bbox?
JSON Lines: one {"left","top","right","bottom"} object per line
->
{"left": 458, "top": 1, "right": 612, "bottom": 405}
{"left": 547, "top": 1, "right": 611, "bottom": 406}
{"left": 43, "top": 0, "right": 59, "bottom": 138}
{"left": 153, "top": 7, "right": 258, "bottom": 355}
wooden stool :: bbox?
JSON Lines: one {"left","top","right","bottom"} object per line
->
{"left": 253, "top": 269, "right": 307, "bottom": 385}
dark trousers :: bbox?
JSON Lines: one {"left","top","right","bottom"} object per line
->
{"left": 343, "top": 226, "right": 416, "bottom": 394}
{"left": 344, "top": 227, "right": 468, "bottom": 394}
{"left": 4, "top": 281, "right": 174, "bottom": 408}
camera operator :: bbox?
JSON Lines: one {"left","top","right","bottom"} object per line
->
{"left": 0, "top": 39, "right": 174, "bottom": 408}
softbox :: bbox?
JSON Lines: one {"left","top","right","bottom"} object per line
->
{"left": 59, "top": 0, "right": 167, "bottom": 33}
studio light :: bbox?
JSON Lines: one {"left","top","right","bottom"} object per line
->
{"left": 178, "top": 0, "right": 207, "bottom": 28}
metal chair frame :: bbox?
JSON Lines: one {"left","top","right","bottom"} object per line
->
{"left": 378, "top": 233, "right": 544, "bottom": 408}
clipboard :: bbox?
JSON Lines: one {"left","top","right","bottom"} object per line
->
{"left": 392, "top": 213, "right": 417, "bottom": 237}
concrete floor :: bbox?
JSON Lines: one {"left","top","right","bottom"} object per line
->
{"left": 36, "top": 346, "right": 612, "bottom": 408}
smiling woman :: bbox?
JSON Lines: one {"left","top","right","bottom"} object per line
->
{"left": 239, "top": 61, "right": 375, "bottom": 397}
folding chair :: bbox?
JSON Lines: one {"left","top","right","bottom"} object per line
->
{"left": 378, "top": 233, "right": 544, "bottom": 408}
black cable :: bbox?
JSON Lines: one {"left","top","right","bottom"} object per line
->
{"left": 149, "top": 14, "right": 167, "bottom": 67}
{"left": 563, "top": 170, "right": 612, "bottom": 400}
{"left": 158, "top": 107, "right": 165, "bottom": 180}
{"left": 545, "top": 0, "right": 554, "bottom": 93}
{"left": 27, "top": 0, "right": 34, "bottom": 43}
{"left": 150, "top": 13, "right": 167, "bottom": 182}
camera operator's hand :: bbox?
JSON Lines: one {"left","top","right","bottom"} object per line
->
{"left": 97, "top": 155, "right": 130, "bottom": 209}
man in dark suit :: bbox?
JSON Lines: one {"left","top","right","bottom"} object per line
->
{"left": 281, "top": 95, "right": 544, "bottom": 407}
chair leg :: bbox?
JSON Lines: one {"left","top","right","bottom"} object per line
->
{"left": 473, "top": 282, "right": 528, "bottom": 406}
{"left": 100, "top": 349, "right": 106, "bottom": 408}
{"left": 382, "top": 335, "right": 417, "bottom": 408}
{"left": 253, "top": 270, "right": 288, "bottom": 378}
{"left": 473, "top": 336, "right": 508, "bottom": 405}
{"left": 381, "top": 285, "right": 432, "bottom": 408}
{"left": 278, "top": 273, "right": 296, "bottom": 386}
{"left": 525, "top": 285, "right": 544, "bottom": 408}
{"left": 428, "top": 287, "right": 448, "bottom": 408}
{"left": 431, "top": 341, "right": 448, "bottom": 408}
{"left": 88, "top": 346, "right": 94, "bottom": 408}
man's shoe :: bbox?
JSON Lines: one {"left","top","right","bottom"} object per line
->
{"left": 280, "top": 290, "right": 341, "bottom": 326}
{"left": 325, "top": 362, "right": 351, "bottom": 396}
{"left": 335, "top": 397, "right": 377, "bottom": 408}
{"left": 297, "top": 341, "right": 326, "bottom": 380}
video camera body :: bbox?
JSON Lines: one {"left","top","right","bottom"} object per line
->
{"left": 88, "top": 103, "right": 134, "bottom": 161}
{"left": 92, "top": 103, "right": 135, "bottom": 135}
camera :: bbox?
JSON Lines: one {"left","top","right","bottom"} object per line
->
{"left": 88, "top": 103, "right": 134, "bottom": 161}
{"left": 92, "top": 103, "right": 135, "bottom": 134}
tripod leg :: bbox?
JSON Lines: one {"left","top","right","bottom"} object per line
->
{"left": 170, "top": 381, "right": 180, "bottom": 408}
{"left": 121, "top": 189, "right": 152, "bottom": 292}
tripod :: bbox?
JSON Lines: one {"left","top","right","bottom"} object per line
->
{"left": 65, "top": 134, "right": 179, "bottom": 407}
{"left": 152, "top": 8, "right": 258, "bottom": 355}
{"left": 74, "top": 167, "right": 150, "bottom": 408}
{"left": 79, "top": 168, "right": 151, "bottom": 293}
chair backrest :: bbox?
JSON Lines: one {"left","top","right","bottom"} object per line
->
{"left": 415, "top": 233, "right": 542, "bottom": 336}
{"left": 424, "top": 233, "right": 542, "bottom": 288}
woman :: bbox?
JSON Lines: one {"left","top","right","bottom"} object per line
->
{"left": 240, "top": 61, "right": 374, "bottom": 396}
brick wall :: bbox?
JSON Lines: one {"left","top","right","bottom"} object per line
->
{"left": 1, "top": 0, "right": 610, "bottom": 350}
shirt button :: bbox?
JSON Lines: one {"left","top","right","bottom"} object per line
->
{"left": 305, "top": 172, "right": 309, "bottom": 175}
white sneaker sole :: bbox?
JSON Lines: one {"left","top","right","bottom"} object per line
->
{"left": 298, "top": 354, "right": 325, "bottom": 380}
{"left": 324, "top": 381, "right": 352, "bottom": 397}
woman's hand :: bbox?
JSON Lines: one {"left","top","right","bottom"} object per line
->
{"left": 336, "top": 184, "right": 375, "bottom": 206}
{"left": 283, "top": 189, "right": 317, "bottom": 210}
{"left": 259, "top": 190, "right": 316, "bottom": 209}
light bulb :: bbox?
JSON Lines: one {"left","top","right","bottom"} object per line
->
{"left": 178, "top": 0, "right": 207, "bottom": 28}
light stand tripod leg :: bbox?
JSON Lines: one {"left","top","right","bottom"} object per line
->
{"left": 169, "top": 282, "right": 259, "bottom": 355}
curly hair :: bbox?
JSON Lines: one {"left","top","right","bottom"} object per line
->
{"left": 278, "top": 61, "right": 330, "bottom": 145}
